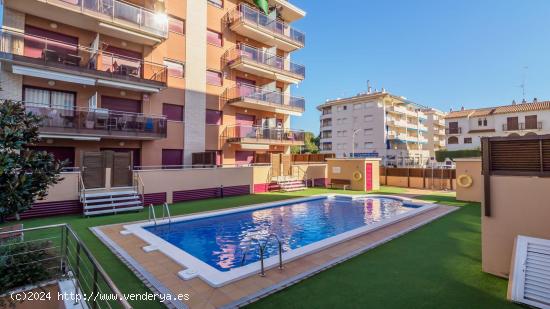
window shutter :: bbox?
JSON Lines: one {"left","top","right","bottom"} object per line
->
{"left": 510, "top": 236, "right": 550, "bottom": 308}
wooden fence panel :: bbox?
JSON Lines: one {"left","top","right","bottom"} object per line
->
{"left": 379, "top": 167, "right": 456, "bottom": 190}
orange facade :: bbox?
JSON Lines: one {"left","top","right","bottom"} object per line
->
{"left": 0, "top": 0, "right": 306, "bottom": 167}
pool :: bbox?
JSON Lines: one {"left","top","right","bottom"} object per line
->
{"left": 121, "top": 195, "right": 435, "bottom": 287}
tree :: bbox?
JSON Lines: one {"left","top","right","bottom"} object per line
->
{"left": 291, "top": 132, "right": 319, "bottom": 154}
{"left": 0, "top": 100, "right": 65, "bottom": 222}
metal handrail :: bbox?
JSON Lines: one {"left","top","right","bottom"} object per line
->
{"left": 162, "top": 202, "right": 172, "bottom": 223}
{"left": 133, "top": 172, "right": 145, "bottom": 206}
{"left": 148, "top": 204, "right": 157, "bottom": 225}
{"left": 240, "top": 233, "right": 284, "bottom": 276}
{"left": 292, "top": 165, "right": 309, "bottom": 187}
{"left": 78, "top": 172, "right": 86, "bottom": 202}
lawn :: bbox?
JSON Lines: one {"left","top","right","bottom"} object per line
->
{"left": 2, "top": 187, "right": 520, "bottom": 309}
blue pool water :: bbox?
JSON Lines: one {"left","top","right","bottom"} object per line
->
{"left": 145, "top": 196, "right": 420, "bottom": 271}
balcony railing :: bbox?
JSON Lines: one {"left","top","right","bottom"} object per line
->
{"left": 322, "top": 109, "right": 332, "bottom": 115}
{"left": 52, "top": 0, "right": 168, "bottom": 37}
{"left": 446, "top": 127, "right": 462, "bottom": 134}
{"left": 25, "top": 103, "right": 167, "bottom": 139}
{"left": 225, "top": 84, "right": 305, "bottom": 111}
{"left": 225, "top": 44, "right": 305, "bottom": 78}
{"left": 226, "top": 3, "right": 305, "bottom": 46}
{"left": 0, "top": 29, "right": 167, "bottom": 85}
{"left": 502, "top": 122, "right": 542, "bottom": 131}
{"left": 321, "top": 122, "right": 332, "bottom": 128}
{"left": 224, "top": 125, "right": 305, "bottom": 144}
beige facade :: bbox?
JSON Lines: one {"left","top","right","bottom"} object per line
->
{"left": 318, "top": 91, "right": 444, "bottom": 167}
{"left": 0, "top": 0, "right": 306, "bottom": 169}
{"left": 454, "top": 158, "right": 482, "bottom": 203}
{"left": 326, "top": 158, "right": 380, "bottom": 191}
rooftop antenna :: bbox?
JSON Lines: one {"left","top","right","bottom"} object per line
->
{"left": 518, "top": 66, "right": 528, "bottom": 101}
{"left": 367, "top": 80, "right": 372, "bottom": 94}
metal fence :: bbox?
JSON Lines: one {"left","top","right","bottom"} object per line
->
{"left": 0, "top": 224, "right": 131, "bottom": 309}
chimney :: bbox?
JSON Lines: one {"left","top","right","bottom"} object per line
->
{"left": 512, "top": 100, "right": 516, "bottom": 105}
{"left": 533, "top": 98, "right": 538, "bottom": 103}
{"left": 450, "top": 108, "right": 453, "bottom": 112}
{"left": 461, "top": 106, "right": 465, "bottom": 111}
{"left": 381, "top": 87, "right": 386, "bottom": 93}
{"left": 367, "top": 80, "right": 372, "bottom": 94}
{"left": 522, "top": 98, "right": 527, "bottom": 104}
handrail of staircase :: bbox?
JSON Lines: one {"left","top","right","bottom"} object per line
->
{"left": 133, "top": 172, "right": 145, "bottom": 206}
{"left": 240, "top": 233, "right": 284, "bottom": 276}
{"left": 292, "top": 165, "right": 309, "bottom": 187}
{"left": 162, "top": 202, "right": 172, "bottom": 223}
{"left": 148, "top": 204, "right": 157, "bottom": 225}
{"left": 78, "top": 172, "right": 86, "bottom": 201}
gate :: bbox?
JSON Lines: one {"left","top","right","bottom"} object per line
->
{"left": 81, "top": 152, "right": 105, "bottom": 189}
{"left": 81, "top": 151, "right": 133, "bottom": 188}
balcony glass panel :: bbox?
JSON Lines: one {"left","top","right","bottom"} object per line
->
{"left": 225, "top": 44, "right": 305, "bottom": 78}
{"left": 225, "top": 84, "right": 305, "bottom": 111}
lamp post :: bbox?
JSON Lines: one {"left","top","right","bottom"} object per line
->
{"left": 351, "top": 129, "right": 361, "bottom": 158}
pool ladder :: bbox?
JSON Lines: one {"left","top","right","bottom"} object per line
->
{"left": 148, "top": 203, "right": 172, "bottom": 226}
{"left": 240, "top": 234, "right": 284, "bottom": 277}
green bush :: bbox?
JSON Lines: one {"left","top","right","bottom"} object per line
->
{"left": 435, "top": 149, "right": 481, "bottom": 162}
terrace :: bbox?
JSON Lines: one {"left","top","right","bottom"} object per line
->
{"left": 226, "top": 3, "right": 305, "bottom": 52}
{"left": 224, "top": 84, "right": 305, "bottom": 116}
{"left": 0, "top": 187, "right": 519, "bottom": 309}
{"left": 4, "top": 0, "right": 168, "bottom": 45}
{"left": 0, "top": 29, "right": 167, "bottom": 93}
{"left": 224, "top": 44, "right": 305, "bottom": 84}
{"left": 222, "top": 124, "right": 305, "bottom": 146}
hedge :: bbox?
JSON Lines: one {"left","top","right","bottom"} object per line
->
{"left": 435, "top": 149, "right": 481, "bottom": 162}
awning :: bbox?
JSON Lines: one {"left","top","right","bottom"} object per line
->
{"left": 12, "top": 65, "right": 96, "bottom": 85}
{"left": 39, "top": 134, "right": 101, "bottom": 141}
{"left": 96, "top": 79, "right": 160, "bottom": 93}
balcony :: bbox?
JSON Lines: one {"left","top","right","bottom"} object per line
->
{"left": 502, "top": 122, "right": 543, "bottom": 131}
{"left": 446, "top": 127, "right": 462, "bottom": 134}
{"left": 0, "top": 30, "right": 167, "bottom": 92}
{"left": 25, "top": 103, "right": 167, "bottom": 140}
{"left": 226, "top": 3, "right": 305, "bottom": 52}
{"left": 225, "top": 45, "right": 305, "bottom": 84}
{"left": 4, "top": 0, "right": 168, "bottom": 45}
{"left": 223, "top": 125, "right": 304, "bottom": 146}
{"left": 225, "top": 85, "right": 304, "bottom": 116}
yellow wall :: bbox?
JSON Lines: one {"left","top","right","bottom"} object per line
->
{"left": 39, "top": 172, "right": 79, "bottom": 202}
{"left": 326, "top": 159, "right": 380, "bottom": 191}
{"left": 482, "top": 176, "right": 550, "bottom": 278}
{"left": 455, "top": 158, "right": 482, "bottom": 202}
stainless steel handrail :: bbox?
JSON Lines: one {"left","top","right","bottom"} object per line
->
{"left": 240, "top": 233, "right": 284, "bottom": 276}
{"left": 162, "top": 202, "right": 172, "bottom": 224}
{"left": 148, "top": 204, "right": 157, "bottom": 225}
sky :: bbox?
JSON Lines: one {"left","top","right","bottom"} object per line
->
{"left": 289, "top": 0, "right": 550, "bottom": 133}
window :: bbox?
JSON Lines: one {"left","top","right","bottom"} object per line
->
{"left": 364, "top": 128, "right": 373, "bottom": 135}
{"left": 525, "top": 115, "right": 538, "bottom": 130}
{"left": 464, "top": 137, "right": 472, "bottom": 144}
{"left": 24, "top": 86, "right": 75, "bottom": 111}
{"left": 354, "top": 103, "right": 362, "bottom": 110}
{"left": 207, "top": 29, "right": 222, "bottom": 47}
{"left": 207, "top": 0, "right": 223, "bottom": 8}
{"left": 162, "top": 149, "right": 183, "bottom": 167}
{"left": 337, "top": 105, "right": 347, "bottom": 111}
{"left": 206, "top": 109, "right": 222, "bottom": 125}
{"left": 164, "top": 59, "right": 185, "bottom": 78}
{"left": 364, "top": 115, "right": 373, "bottom": 122}
{"left": 478, "top": 118, "right": 482, "bottom": 126}
{"left": 206, "top": 70, "right": 222, "bottom": 86}
{"left": 343, "top": 105, "right": 347, "bottom": 110}
{"left": 162, "top": 103, "right": 184, "bottom": 121}
{"left": 448, "top": 136, "right": 459, "bottom": 144}
{"left": 168, "top": 17, "right": 185, "bottom": 35}
{"left": 364, "top": 142, "right": 374, "bottom": 149}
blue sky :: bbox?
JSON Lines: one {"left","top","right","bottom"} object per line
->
{"left": 289, "top": 0, "right": 550, "bottom": 133}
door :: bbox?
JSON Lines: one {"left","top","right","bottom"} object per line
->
{"left": 507, "top": 117, "right": 519, "bottom": 131}
{"left": 236, "top": 77, "right": 256, "bottom": 97}
{"left": 235, "top": 151, "right": 255, "bottom": 166}
{"left": 100, "top": 148, "right": 140, "bottom": 168}
{"left": 365, "top": 163, "right": 373, "bottom": 191}
{"left": 236, "top": 113, "right": 255, "bottom": 138}
{"left": 110, "top": 151, "right": 133, "bottom": 187}
{"left": 82, "top": 152, "right": 105, "bottom": 189}
{"left": 271, "top": 153, "right": 281, "bottom": 177}
{"left": 282, "top": 154, "right": 292, "bottom": 176}
{"left": 525, "top": 115, "right": 538, "bottom": 130}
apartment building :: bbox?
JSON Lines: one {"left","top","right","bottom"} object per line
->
{"left": 422, "top": 108, "right": 447, "bottom": 153}
{"left": 445, "top": 100, "right": 549, "bottom": 151}
{"left": 0, "top": 0, "right": 306, "bottom": 169}
{"left": 318, "top": 91, "right": 445, "bottom": 167}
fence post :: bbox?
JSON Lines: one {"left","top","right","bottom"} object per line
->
{"left": 74, "top": 242, "right": 81, "bottom": 305}
{"left": 92, "top": 268, "right": 99, "bottom": 309}
{"left": 407, "top": 168, "right": 410, "bottom": 188}
{"left": 385, "top": 167, "right": 388, "bottom": 185}
{"left": 422, "top": 168, "right": 426, "bottom": 189}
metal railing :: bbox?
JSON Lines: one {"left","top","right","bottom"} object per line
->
{"left": 502, "top": 122, "right": 542, "bottom": 131}
{"left": 0, "top": 29, "right": 167, "bottom": 84}
{"left": 132, "top": 172, "right": 145, "bottom": 206}
{"left": 0, "top": 224, "right": 131, "bottom": 309}
{"left": 24, "top": 103, "right": 167, "bottom": 139}
{"left": 223, "top": 125, "right": 305, "bottom": 143}
{"left": 445, "top": 127, "right": 462, "bottom": 134}
{"left": 226, "top": 3, "right": 305, "bottom": 46}
{"left": 224, "top": 44, "right": 305, "bottom": 78}
{"left": 50, "top": 0, "right": 168, "bottom": 37}
{"left": 240, "top": 234, "right": 284, "bottom": 277}
{"left": 224, "top": 84, "right": 305, "bottom": 111}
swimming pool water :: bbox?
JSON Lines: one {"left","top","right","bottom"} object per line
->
{"left": 145, "top": 197, "right": 419, "bottom": 271}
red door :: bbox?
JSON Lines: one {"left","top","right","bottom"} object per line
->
{"left": 365, "top": 163, "right": 373, "bottom": 191}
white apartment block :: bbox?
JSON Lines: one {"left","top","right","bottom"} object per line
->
{"left": 445, "top": 100, "right": 549, "bottom": 151}
{"left": 318, "top": 91, "right": 446, "bottom": 167}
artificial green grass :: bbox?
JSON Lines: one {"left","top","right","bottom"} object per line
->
{"left": 2, "top": 187, "right": 519, "bottom": 308}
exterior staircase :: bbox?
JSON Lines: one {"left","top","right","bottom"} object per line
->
{"left": 276, "top": 177, "right": 307, "bottom": 192}
{"left": 81, "top": 187, "right": 143, "bottom": 216}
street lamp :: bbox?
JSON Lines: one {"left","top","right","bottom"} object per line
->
{"left": 351, "top": 129, "right": 361, "bottom": 158}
